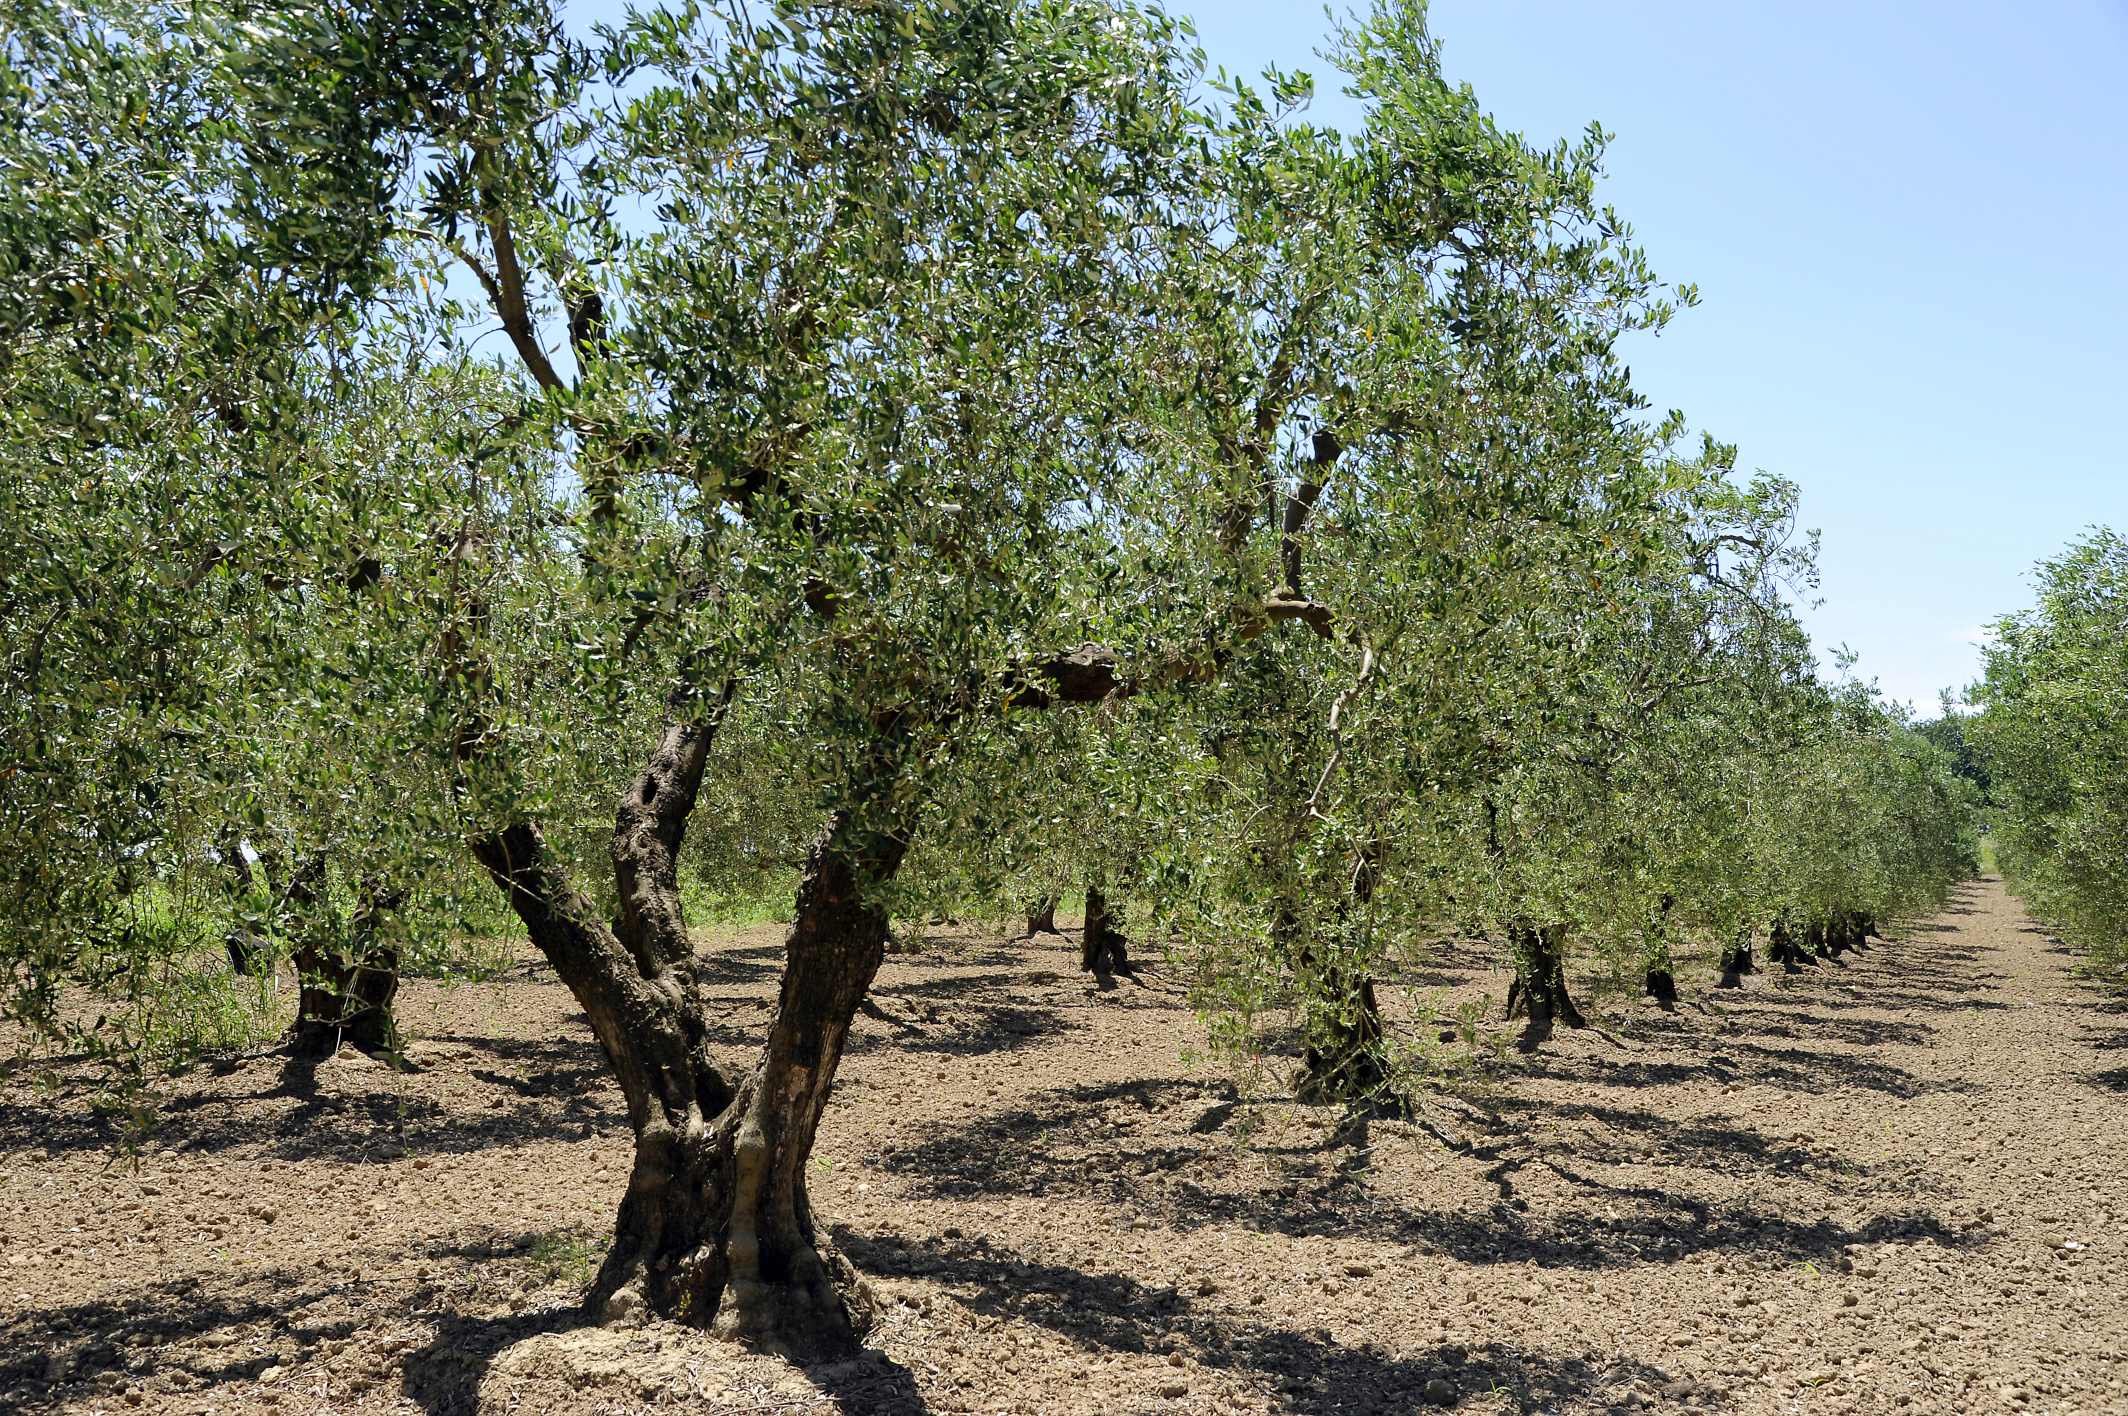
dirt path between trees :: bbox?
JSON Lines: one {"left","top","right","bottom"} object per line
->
{"left": 2, "top": 876, "right": 2123, "bottom": 1416}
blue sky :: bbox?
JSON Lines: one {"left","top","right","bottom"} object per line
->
{"left": 1175, "top": 0, "right": 2128, "bottom": 711}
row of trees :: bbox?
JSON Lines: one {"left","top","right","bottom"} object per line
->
{"left": 3, "top": 0, "right": 1975, "bottom": 1351}
{"left": 1969, "top": 531, "right": 2128, "bottom": 974}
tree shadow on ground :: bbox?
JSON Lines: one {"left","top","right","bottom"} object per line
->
{"left": 691, "top": 941, "right": 788, "bottom": 987}
{"left": 838, "top": 964, "right": 1193, "bottom": 1066}
{"left": 873, "top": 1074, "right": 1969, "bottom": 1285}
{"left": 0, "top": 1253, "right": 931, "bottom": 1416}
{"left": 837, "top": 1229, "right": 1700, "bottom": 1414}
{"left": 0, "top": 1036, "right": 630, "bottom": 1167}
{"left": 1511, "top": 1032, "right": 1931, "bottom": 1098}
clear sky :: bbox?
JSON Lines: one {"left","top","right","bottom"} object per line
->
{"left": 1172, "top": 0, "right": 2128, "bottom": 712}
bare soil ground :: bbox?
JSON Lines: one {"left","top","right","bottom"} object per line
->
{"left": 3, "top": 876, "right": 2124, "bottom": 1416}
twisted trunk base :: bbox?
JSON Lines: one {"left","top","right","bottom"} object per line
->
{"left": 471, "top": 710, "right": 904, "bottom": 1358}
{"left": 1642, "top": 898, "right": 1679, "bottom": 1008}
{"left": 1025, "top": 896, "right": 1059, "bottom": 936}
{"left": 1296, "top": 972, "right": 1386, "bottom": 1102}
{"left": 286, "top": 862, "right": 403, "bottom": 1057}
{"left": 1766, "top": 915, "right": 1814, "bottom": 971}
{"left": 1506, "top": 921, "right": 1584, "bottom": 1049}
{"left": 1805, "top": 917, "right": 1845, "bottom": 966}
{"left": 1080, "top": 885, "right": 1129, "bottom": 975}
{"left": 593, "top": 826, "right": 897, "bottom": 1352}
{"left": 291, "top": 946, "right": 401, "bottom": 1055}
{"left": 1715, "top": 928, "right": 1757, "bottom": 989}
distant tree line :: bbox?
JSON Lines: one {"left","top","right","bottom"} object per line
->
{"left": 1969, "top": 531, "right": 2128, "bottom": 976}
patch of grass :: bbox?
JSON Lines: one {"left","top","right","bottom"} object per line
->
{"left": 529, "top": 1228, "right": 610, "bottom": 1290}
{"left": 140, "top": 956, "right": 284, "bottom": 1068}
{"left": 113, "top": 891, "right": 287, "bottom": 1069}
{"left": 682, "top": 874, "right": 796, "bottom": 925}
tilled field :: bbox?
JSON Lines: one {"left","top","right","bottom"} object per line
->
{"left": 2, "top": 877, "right": 2123, "bottom": 1416}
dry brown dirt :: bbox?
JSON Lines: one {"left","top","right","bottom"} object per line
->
{"left": 2, "top": 876, "right": 2124, "bottom": 1416}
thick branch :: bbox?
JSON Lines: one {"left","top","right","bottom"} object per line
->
{"left": 471, "top": 819, "right": 732, "bottom": 1131}
{"left": 611, "top": 683, "right": 738, "bottom": 977}
{"left": 460, "top": 149, "right": 566, "bottom": 393}
{"left": 1280, "top": 429, "right": 1342, "bottom": 595}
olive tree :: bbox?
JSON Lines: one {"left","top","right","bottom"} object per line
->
{"left": 217, "top": 0, "right": 1228, "bottom": 1350}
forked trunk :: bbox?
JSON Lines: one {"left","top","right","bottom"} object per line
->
{"left": 1025, "top": 895, "right": 1059, "bottom": 936}
{"left": 1505, "top": 920, "right": 1585, "bottom": 1048}
{"left": 472, "top": 711, "right": 905, "bottom": 1356}
{"left": 292, "top": 875, "right": 404, "bottom": 1056}
{"left": 1081, "top": 884, "right": 1129, "bottom": 975}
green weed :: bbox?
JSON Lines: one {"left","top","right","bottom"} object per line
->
{"left": 529, "top": 1228, "right": 610, "bottom": 1290}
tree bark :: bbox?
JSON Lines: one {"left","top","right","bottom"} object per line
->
{"left": 215, "top": 826, "right": 269, "bottom": 978}
{"left": 1505, "top": 920, "right": 1584, "bottom": 1048}
{"left": 291, "top": 870, "right": 403, "bottom": 1057}
{"left": 1767, "top": 913, "right": 1813, "bottom": 970}
{"left": 1025, "top": 895, "right": 1059, "bottom": 936}
{"left": 1293, "top": 839, "right": 1388, "bottom": 1101}
{"left": 471, "top": 713, "right": 907, "bottom": 1356}
{"left": 1296, "top": 971, "right": 1385, "bottom": 1101}
{"left": 1715, "top": 926, "right": 1756, "bottom": 989}
{"left": 1080, "top": 884, "right": 1129, "bottom": 975}
{"left": 1642, "top": 895, "right": 1678, "bottom": 1009}
{"left": 1803, "top": 916, "right": 1833, "bottom": 963}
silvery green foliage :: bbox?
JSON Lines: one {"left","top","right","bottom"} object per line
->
{"left": 1, "top": 0, "right": 1980, "bottom": 1109}
{"left": 1972, "top": 531, "right": 2128, "bottom": 972}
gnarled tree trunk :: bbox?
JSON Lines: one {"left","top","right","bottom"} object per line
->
{"left": 1296, "top": 971, "right": 1385, "bottom": 1101}
{"left": 1767, "top": 913, "right": 1813, "bottom": 970}
{"left": 1505, "top": 920, "right": 1584, "bottom": 1047}
{"left": 277, "top": 851, "right": 391, "bottom": 1057}
{"left": 1080, "top": 884, "right": 1129, "bottom": 975}
{"left": 1803, "top": 916, "right": 1837, "bottom": 965}
{"left": 292, "top": 871, "right": 403, "bottom": 1056}
{"left": 1715, "top": 926, "right": 1756, "bottom": 989}
{"left": 1293, "top": 840, "right": 1388, "bottom": 1102}
{"left": 1642, "top": 894, "right": 1679, "bottom": 1008}
{"left": 472, "top": 713, "right": 906, "bottom": 1356}
{"left": 1025, "top": 895, "right": 1059, "bottom": 937}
